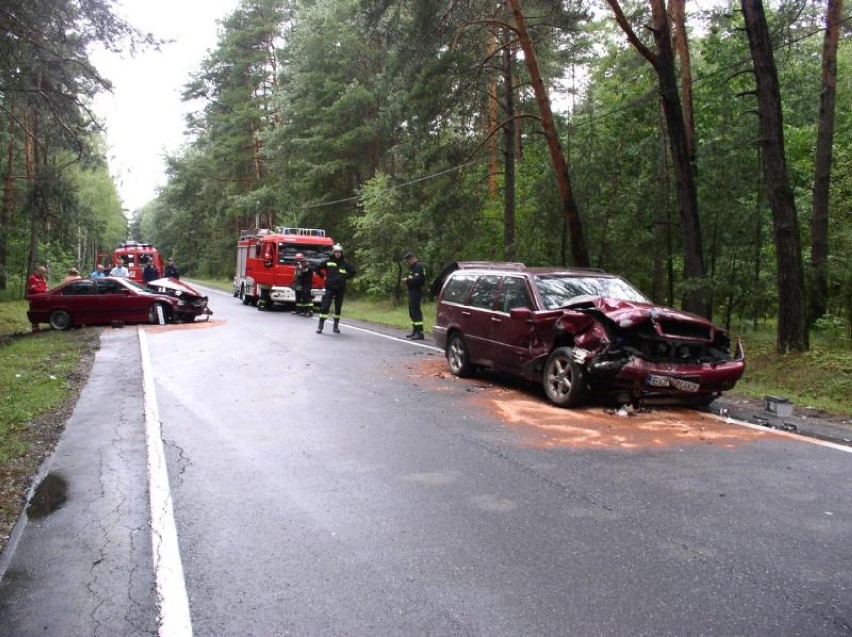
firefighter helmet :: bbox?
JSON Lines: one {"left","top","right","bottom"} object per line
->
{"left": 333, "top": 243, "right": 343, "bottom": 252}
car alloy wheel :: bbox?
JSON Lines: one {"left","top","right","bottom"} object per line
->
{"left": 447, "top": 333, "right": 474, "bottom": 377}
{"left": 543, "top": 346, "right": 588, "bottom": 408}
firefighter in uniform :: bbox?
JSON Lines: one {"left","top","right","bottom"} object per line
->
{"left": 292, "top": 253, "right": 314, "bottom": 316}
{"left": 402, "top": 252, "right": 425, "bottom": 339}
{"left": 316, "top": 243, "right": 356, "bottom": 334}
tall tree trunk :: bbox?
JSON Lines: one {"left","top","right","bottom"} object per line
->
{"left": 669, "top": 0, "right": 696, "bottom": 167}
{"left": 486, "top": 32, "right": 500, "bottom": 198}
{"left": 741, "top": 0, "right": 808, "bottom": 353}
{"left": 0, "top": 103, "right": 17, "bottom": 290}
{"left": 503, "top": 42, "right": 516, "bottom": 262}
{"left": 809, "top": 0, "right": 843, "bottom": 325}
{"left": 607, "top": 0, "right": 709, "bottom": 317}
{"left": 653, "top": 109, "right": 671, "bottom": 306}
{"left": 506, "top": 0, "right": 589, "bottom": 267}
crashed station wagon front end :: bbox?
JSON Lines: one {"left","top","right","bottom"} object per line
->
{"left": 550, "top": 297, "right": 745, "bottom": 405}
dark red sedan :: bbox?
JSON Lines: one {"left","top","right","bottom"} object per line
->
{"left": 27, "top": 276, "right": 211, "bottom": 330}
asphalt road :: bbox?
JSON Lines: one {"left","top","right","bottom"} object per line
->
{"left": 1, "top": 286, "right": 851, "bottom": 636}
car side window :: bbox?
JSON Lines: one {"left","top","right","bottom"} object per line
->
{"left": 62, "top": 280, "right": 96, "bottom": 295}
{"left": 499, "top": 277, "right": 532, "bottom": 313}
{"left": 442, "top": 273, "right": 477, "bottom": 304}
{"left": 468, "top": 275, "right": 501, "bottom": 310}
{"left": 96, "top": 279, "right": 125, "bottom": 294}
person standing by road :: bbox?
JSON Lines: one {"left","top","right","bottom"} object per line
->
{"left": 316, "top": 243, "right": 356, "bottom": 334}
{"left": 164, "top": 258, "right": 180, "bottom": 279}
{"left": 27, "top": 265, "right": 48, "bottom": 297}
{"left": 26, "top": 265, "right": 49, "bottom": 332}
{"left": 402, "top": 252, "right": 426, "bottom": 340}
{"left": 63, "top": 267, "right": 81, "bottom": 282}
{"left": 110, "top": 259, "right": 129, "bottom": 277}
{"left": 292, "top": 253, "right": 315, "bottom": 316}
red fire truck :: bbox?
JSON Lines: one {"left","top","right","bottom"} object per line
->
{"left": 233, "top": 227, "right": 334, "bottom": 309}
{"left": 112, "top": 241, "right": 164, "bottom": 283}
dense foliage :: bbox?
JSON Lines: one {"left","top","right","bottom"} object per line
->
{"left": 0, "top": 0, "right": 155, "bottom": 295}
{"left": 4, "top": 0, "right": 851, "bottom": 350}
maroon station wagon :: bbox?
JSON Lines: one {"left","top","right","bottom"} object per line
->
{"left": 432, "top": 262, "right": 745, "bottom": 408}
{"left": 27, "top": 276, "right": 211, "bottom": 330}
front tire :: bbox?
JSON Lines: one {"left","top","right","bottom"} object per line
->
{"left": 241, "top": 285, "right": 250, "bottom": 305}
{"left": 543, "top": 346, "right": 588, "bottom": 408}
{"left": 446, "top": 333, "right": 474, "bottom": 377}
{"left": 48, "top": 309, "right": 72, "bottom": 331}
{"left": 149, "top": 302, "right": 170, "bottom": 325}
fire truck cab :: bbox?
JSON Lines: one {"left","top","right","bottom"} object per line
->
{"left": 113, "top": 241, "right": 164, "bottom": 283}
{"left": 233, "top": 227, "right": 334, "bottom": 309}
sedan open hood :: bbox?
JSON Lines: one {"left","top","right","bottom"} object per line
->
{"left": 147, "top": 277, "right": 206, "bottom": 298}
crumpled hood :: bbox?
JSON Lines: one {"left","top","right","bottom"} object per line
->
{"left": 566, "top": 296, "right": 719, "bottom": 334}
{"left": 147, "top": 277, "right": 207, "bottom": 299}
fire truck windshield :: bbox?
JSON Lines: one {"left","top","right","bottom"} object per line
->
{"left": 277, "top": 244, "right": 333, "bottom": 263}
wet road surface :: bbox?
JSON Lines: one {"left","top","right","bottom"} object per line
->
{"left": 1, "top": 287, "right": 851, "bottom": 635}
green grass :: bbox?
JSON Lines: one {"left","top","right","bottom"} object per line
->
{"left": 0, "top": 300, "right": 33, "bottom": 336}
{"left": 733, "top": 330, "right": 852, "bottom": 414}
{"left": 0, "top": 330, "right": 97, "bottom": 463}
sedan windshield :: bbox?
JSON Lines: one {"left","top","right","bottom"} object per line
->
{"left": 535, "top": 275, "right": 650, "bottom": 310}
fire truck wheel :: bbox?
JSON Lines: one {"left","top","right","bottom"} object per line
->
{"left": 241, "top": 286, "right": 250, "bottom": 305}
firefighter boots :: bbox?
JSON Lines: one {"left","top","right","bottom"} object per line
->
{"left": 316, "top": 318, "right": 325, "bottom": 334}
{"left": 333, "top": 319, "right": 341, "bottom": 334}
{"left": 406, "top": 325, "right": 424, "bottom": 340}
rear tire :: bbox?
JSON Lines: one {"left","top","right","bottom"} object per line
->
{"left": 446, "top": 333, "right": 474, "bottom": 378}
{"left": 48, "top": 309, "right": 72, "bottom": 331}
{"left": 543, "top": 346, "right": 588, "bottom": 408}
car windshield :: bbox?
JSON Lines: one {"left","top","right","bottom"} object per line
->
{"left": 119, "top": 278, "right": 150, "bottom": 292}
{"left": 535, "top": 275, "right": 650, "bottom": 310}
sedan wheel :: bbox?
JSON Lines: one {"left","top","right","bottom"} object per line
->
{"left": 543, "top": 346, "right": 588, "bottom": 408}
{"left": 48, "top": 309, "right": 72, "bottom": 331}
{"left": 149, "top": 302, "right": 170, "bottom": 325}
{"left": 446, "top": 333, "right": 474, "bottom": 378}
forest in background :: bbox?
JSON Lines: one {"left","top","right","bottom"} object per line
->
{"left": 1, "top": 0, "right": 849, "bottom": 353}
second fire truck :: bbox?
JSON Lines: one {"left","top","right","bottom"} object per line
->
{"left": 233, "top": 227, "right": 334, "bottom": 309}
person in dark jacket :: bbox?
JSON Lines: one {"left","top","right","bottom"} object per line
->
{"left": 164, "top": 258, "right": 180, "bottom": 279}
{"left": 316, "top": 243, "right": 356, "bottom": 334}
{"left": 402, "top": 252, "right": 425, "bottom": 340}
{"left": 292, "top": 253, "right": 314, "bottom": 316}
{"left": 143, "top": 261, "right": 161, "bottom": 284}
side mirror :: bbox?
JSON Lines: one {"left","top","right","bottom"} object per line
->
{"left": 509, "top": 307, "right": 533, "bottom": 321}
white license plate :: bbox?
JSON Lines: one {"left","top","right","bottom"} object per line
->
{"left": 646, "top": 374, "right": 700, "bottom": 393}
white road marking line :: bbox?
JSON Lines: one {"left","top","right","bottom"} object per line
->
{"left": 340, "top": 322, "right": 442, "bottom": 350}
{"left": 139, "top": 328, "right": 193, "bottom": 636}
{"left": 707, "top": 413, "right": 852, "bottom": 453}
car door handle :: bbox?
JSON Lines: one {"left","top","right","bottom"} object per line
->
{"left": 461, "top": 310, "right": 471, "bottom": 316}
{"left": 491, "top": 317, "right": 502, "bottom": 323}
